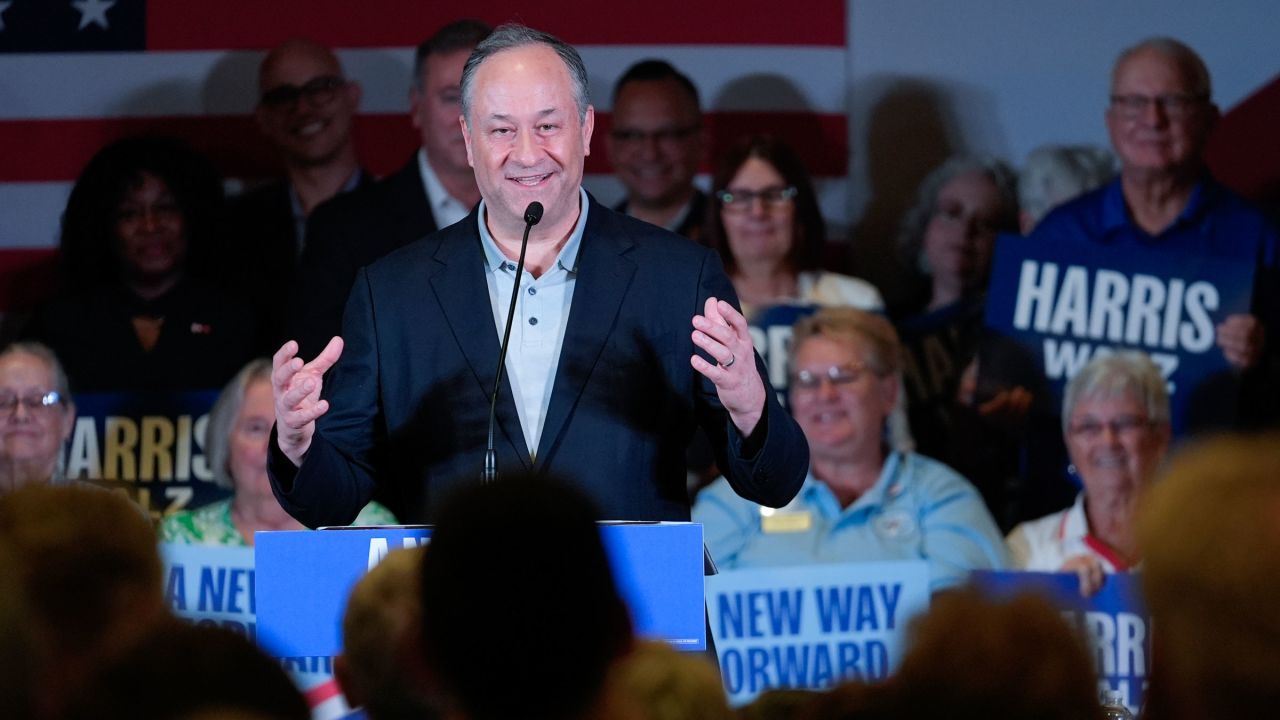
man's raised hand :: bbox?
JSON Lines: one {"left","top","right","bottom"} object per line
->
{"left": 691, "top": 297, "right": 767, "bottom": 437}
{"left": 272, "top": 336, "right": 344, "bottom": 466}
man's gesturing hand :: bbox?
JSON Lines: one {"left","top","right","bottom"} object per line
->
{"left": 273, "top": 336, "right": 344, "bottom": 467}
{"left": 691, "top": 297, "right": 767, "bottom": 437}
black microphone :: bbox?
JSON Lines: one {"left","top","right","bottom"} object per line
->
{"left": 483, "top": 201, "right": 543, "bottom": 483}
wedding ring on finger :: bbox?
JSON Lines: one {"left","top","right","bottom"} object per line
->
{"left": 721, "top": 353, "right": 735, "bottom": 369}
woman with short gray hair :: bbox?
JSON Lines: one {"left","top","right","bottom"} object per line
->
{"left": 1007, "top": 352, "right": 1171, "bottom": 594}
{"left": 160, "top": 359, "right": 395, "bottom": 545}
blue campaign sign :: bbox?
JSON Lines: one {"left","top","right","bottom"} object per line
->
{"left": 984, "top": 233, "right": 1255, "bottom": 434}
{"left": 705, "top": 561, "right": 930, "bottom": 706}
{"left": 161, "top": 543, "right": 257, "bottom": 635}
{"left": 255, "top": 523, "right": 706, "bottom": 658}
{"left": 69, "top": 391, "right": 228, "bottom": 521}
{"left": 749, "top": 303, "right": 820, "bottom": 406}
{"left": 160, "top": 543, "right": 347, "bottom": 717}
{"left": 973, "top": 571, "right": 1151, "bottom": 715}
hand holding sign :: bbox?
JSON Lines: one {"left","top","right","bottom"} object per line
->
{"left": 1060, "top": 554, "right": 1106, "bottom": 597}
{"left": 1215, "top": 313, "right": 1264, "bottom": 370}
{"left": 272, "top": 337, "right": 343, "bottom": 467}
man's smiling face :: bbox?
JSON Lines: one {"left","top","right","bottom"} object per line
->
{"left": 462, "top": 43, "right": 594, "bottom": 239}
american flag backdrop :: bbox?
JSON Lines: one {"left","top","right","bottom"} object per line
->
{"left": 0, "top": 0, "right": 850, "bottom": 313}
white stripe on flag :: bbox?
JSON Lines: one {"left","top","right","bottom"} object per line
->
{"left": 0, "top": 182, "right": 70, "bottom": 249}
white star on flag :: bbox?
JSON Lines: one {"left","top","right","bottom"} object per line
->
{"left": 72, "top": 0, "right": 116, "bottom": 31}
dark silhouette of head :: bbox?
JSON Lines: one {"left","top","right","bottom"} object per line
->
{"left": 420, "top": 477, "right": 634, "bottom": 720}
{"left": 64, "top": 618, "right": 309, "bottom": 720}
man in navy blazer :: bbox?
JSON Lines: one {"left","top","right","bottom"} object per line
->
{"left": 268, "top": 24, "right": 808, "bottom": 525}
{"left": 288, "top": 20, "right": 493, "bottom": 360}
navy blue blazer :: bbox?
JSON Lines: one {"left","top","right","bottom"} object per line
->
{"left": 289, "top": 155, "right": 441, "bottom": 359}
{"left": 268, "top": 193, "right": 808, "bottom": 525}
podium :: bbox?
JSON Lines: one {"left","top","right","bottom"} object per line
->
{"left": 255, "top": 522, "right": 706, "bottom": 657}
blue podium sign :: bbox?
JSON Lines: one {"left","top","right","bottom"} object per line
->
{"left": 984, "top": 233, "right": 1255, "bottom": 434}
{"left": 705, "top": 561, "right": 930, "bottom": 705}
{"left": 973, "top": 570, "right": 1151, "bottom": 715}
{"left": 255, "top": 522, "right": 706, "bottom": 658}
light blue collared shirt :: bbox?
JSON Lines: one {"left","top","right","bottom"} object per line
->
{"left": 693, "top": 451, "right": 1008, "bottom": 593}
{"left": 477, "top": 187, "right": 588, "bottom": 460}
{"left": 417, "top": 148, "right": 471, "bottom": 228}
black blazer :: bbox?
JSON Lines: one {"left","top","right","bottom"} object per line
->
{"left": 227, "top": 173, "right": 372, "bottom": 347}
{"left": 269, "top": 193, "right": 808, "bottom": 525}
{"left": 288, "top": 155, "right": 440, "bottom": 359}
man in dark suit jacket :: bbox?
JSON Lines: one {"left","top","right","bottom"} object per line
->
{"left": 606, "top": 59, "right": 709, "bottom": 241}
{"left": 289, "top": 20, "right": 491, "bottom": 359}
{"left": 229, "top": 38, "right": 368, "bottom": 345}
{"left": 268, "top": 24, "right": 807, "bottom": 525}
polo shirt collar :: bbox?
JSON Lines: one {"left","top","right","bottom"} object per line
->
{"left": 1101, "top": 173, "right": 1218, "bottom": 237}
{"left": 477, "top": 187, "right": 588, "bottom": 275}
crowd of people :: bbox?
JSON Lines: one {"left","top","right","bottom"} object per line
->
{"left": 0, "top": 17, "right": 1277, "bottom": 720}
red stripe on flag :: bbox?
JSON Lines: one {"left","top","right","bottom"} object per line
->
{"left": 0, "top": 249, "right": 60, "bottom": 312}
{"left": 0, "top": 112, "right": 846, "bottom": 183}
{"left": 145, "top": 0, "right": 845, "bottom": 50}
{"left": 1205, "top": 73, "right": 1280, "bottom": 203}
{"left": 0, "top": 115, "right": 420, "bottom": 182}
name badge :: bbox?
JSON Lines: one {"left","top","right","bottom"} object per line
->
{"left": 761, "top": 511, "right": 812, "bottom": 533}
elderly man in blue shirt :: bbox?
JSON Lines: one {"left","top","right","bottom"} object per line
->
{"left": 1029, "top": 37, "right": 1278, "bottom": 406}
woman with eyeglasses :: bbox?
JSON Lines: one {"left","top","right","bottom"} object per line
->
{"left": 704, "top": 135, "right": 883, "bottom": 318}
{"left": 160, "top": 359, "right": 394, "bottom": 546}
{"left": 693, "top": 307, "right": 1006, "bottom": 593}
{"left": 1006, "top": 352, "right": 1170, "bottom": 595}
{"left": 23, "top": 136, "right": 258, "bottom": 393}
{"left": 0, "top": 342, "right": 76, "bottom": 493}
{"left": 890, "top": 156, "right": 1030, "bottom": 529}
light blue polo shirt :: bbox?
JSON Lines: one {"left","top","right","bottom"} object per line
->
{"left": 476, "top": 188, "right": 588, "bottom": 460}
{"left": 693, "top": 451, "right": 1008, "bottom": 593}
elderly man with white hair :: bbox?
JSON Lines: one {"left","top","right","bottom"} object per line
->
{"left": 1027, "top": 37, "right": 1278, "bottom": 381}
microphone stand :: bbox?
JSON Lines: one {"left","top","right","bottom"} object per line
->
{"left": 482, "top": 201, "right": 544, "bottom": 483}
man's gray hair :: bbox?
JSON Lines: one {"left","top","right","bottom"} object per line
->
{"left": 1113, "top": 36, "right": 1213, "bottom": 99}
{"left": 459, "top": 23, "right": 591, "bottom": 126}
{"left": 205, "top": 358, "right": 273, "bottom": 491}
{"left": 1061, "top": 352, "right": 1171, "bottom": 433}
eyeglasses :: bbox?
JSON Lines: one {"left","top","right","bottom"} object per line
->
{"left": 716, "top": 186, "right": 798, "bottom": 212}
{"left": 0, "top": 390, "right": 63, "bottom": 415}
{"left": 790, "top": 364, "right": 873, "bottom": 393}
{"left": 1109, "top": 93, "right": 1207, "bottom": 120}
{"left": 609, "top": 125, "right": 700, "bottom": 146}
{"left": 260, "top": 75, "right": 346, "bottom": 111}
{"left": 932, "top": 201, "right": 1001, "bottom": 236}
{"left": 1067, "top": 415, "right": 1154, "bottom": 441}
